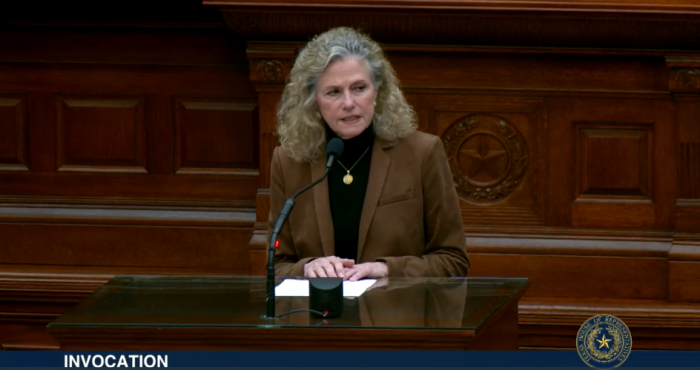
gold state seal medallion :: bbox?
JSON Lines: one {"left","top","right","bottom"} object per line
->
{"left": 577, "top": 314, "right": 632, "bottom": 369}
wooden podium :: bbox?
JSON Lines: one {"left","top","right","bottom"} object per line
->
{"left": 48, "top": 276, "right": 527, "bottom": 350}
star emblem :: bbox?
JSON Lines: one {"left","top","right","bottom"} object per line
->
{"left": 597, "top": 334, "right": 612, "bottom": 349}
{"left": 459, "top": 135, "right": 507, "bottom": 182}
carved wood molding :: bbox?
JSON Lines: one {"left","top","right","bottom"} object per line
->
{"left": 0, "top": 95, "right": 29, "bottom": 172}
{"left": 465, "top": 224, "right": 672, "bottom": 238}
{"left": 466, "top": 232, "right": 671, "bottom": 257}
{"left": 247, "top": 43, "right": 297, "bottom": 86}
{"left": 49, "top": 326, "right": 484, "bottom": 350}
{"left": 669, "top": 69, "right": 700, "bottom": 93}
{"left": 0, "top": 312, "right": 61, "bottom": 324}
{"left": 669, "top": 237, "right": 700, "bottom": 262}
{"left": 250, "top": 59, "right": 291, "bottom": 85}
{"left": 0, "top": 266, "right": 245, "bottom": 304}
{"left": 418, "top": 94, "right": 546, "bottom": 225}
{"left": 461, "top": 206, "right": 544, "bottom": 227}
{"left": 666, "top": 58, "right": 700, "bottom": 93}
{"left": 0, "top": 270, "right": 109, "bottom": 304}
{"left": 443, "top": 114, "right": 529, "bottom": 204}
{"left": 0, "top": 196, "right": 255, "bottom": 227}
{"left": 215, "top": 7, "right": 700, "bottom": 50}
{"left": 244, "top": 44, "right": 296, "bottom": 266}
{"left": 206, "top": 0, "right": 700, "bottom": 15}
{"left": 246, "top": 43, "right": 295, "bottom": 187}
{"left": 679, "top": 142, "right": 700, "bottom": 199}
{"left": 249, "top": 189, "right": 270, "bottom": 276}
{"left": 469, "top": 230, "right": 700, "bottom": 302}
{"left": 520, "top": 297, "right": 700, "bottom": 327}
{"left": 676, "top": 199, "right": 700, "bottom": 233}
{"left": 668, "top": 234, "right": 700, "bottom": 302}
{"left": 519, "top": 297, "right": 700, "bottom": 349}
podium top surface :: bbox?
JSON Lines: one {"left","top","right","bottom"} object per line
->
{"left": 49, "top": 276, "right": 528, "bottom": 331}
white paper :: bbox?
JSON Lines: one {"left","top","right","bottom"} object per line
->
{"left": 275, "top": 279, "right": 376, "bottom": 297}
{"left": 274, "top": 279, "right": 310, "bottom": 296}
{"left": 342, "top": 279, "right": 377, "bottom": 297}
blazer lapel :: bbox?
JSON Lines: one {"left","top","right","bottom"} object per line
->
{"left": 358, "top": 137, "right": 391, "bottom": 260}
{"left": 311, "top": 158, "right": 334, "bottom": 257}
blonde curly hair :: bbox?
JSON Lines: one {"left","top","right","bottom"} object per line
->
{"left": 276, "top": 27, "right": 417, "bottom": 162}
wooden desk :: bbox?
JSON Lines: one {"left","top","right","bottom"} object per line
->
{"left": 48, "top": 277, "right": 528, "bottom": 350}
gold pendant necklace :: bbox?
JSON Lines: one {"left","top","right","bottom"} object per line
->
{"left": 337, "top": 146, "right": 370, "bottom": 185}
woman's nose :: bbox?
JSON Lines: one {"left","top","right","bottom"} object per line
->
{"left": 342, "top": 91, "right": 355, "bottom": 109}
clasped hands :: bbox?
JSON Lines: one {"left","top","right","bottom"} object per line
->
{"left": 303, "top": 256, "right": 388, "bottom": 281}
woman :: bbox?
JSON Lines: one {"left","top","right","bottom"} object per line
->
{"left": 270, "top": 27, "right": 468, "bottom": 281}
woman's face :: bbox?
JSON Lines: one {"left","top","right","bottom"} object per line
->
{"left": 315, "top": 57, "right": 377, "bottom": 140}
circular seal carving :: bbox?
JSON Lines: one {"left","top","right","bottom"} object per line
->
{"left": 252, "top": 59, "right": 286, "bottom": 84}
{"left": 675, "top": 68, "right": 700, "bottom": 90}
{"left": 442, "top": 114, "right": 528, "bottom": 204}
{"left": 577, "top": 314, "right": 632, "bottom": 369}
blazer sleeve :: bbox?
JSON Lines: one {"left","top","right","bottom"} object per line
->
{"left": 269, "top": 147, "right": 316, "bottom": 277}
{"left": 379, "top": 136, "right": 470, "bottom": 277}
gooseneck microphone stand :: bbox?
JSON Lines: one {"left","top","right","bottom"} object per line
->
{"left": 266, "top": 138, "right": 344, "bottom": 318}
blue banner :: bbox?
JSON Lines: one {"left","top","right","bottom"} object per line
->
{"left": 0, "top": 351, "right": 699, "bottom": 368}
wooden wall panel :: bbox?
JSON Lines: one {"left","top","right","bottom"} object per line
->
{"left": 676, "top": 201, "right": 700, "bottom": 232}
{"left": 577, "top": 127, "right": 651, "bottom": 197}
{"left": 0, "top": 324, "right": 60, "bottom": 350}
{"left": 519, "top": 296, "right": 700, "bottom": 350}
{"left": 668, "top": 237, "right": 700, "bottom": 302}
{"left": 467, "top": 232, "right": 670, "bottom": 298}
{"left": 573, "top": 124, "right": 655, "bottom": 228}
{"left": 175, "top": 98, "right": 258, "bottom": 175}
{"left": 0, "top": 32, "right": 259, "bottom": 200}
{"left": 679, "top": 143, "right": 700, "bottom": 199}
{"left": 544, "top": 97, "right": 676, "bottom": 229}
{"left": 471, "top": 253, "right": 667, "bottom": 299}
{"left": 669, "top": 260, "right": 700, "bottom": 303}
{"left": 0, "top": 22, "right": 260, "bottom": 350}
{"left": 0, "top": 224, "right": 251, "bottom": 271}
{"left": 419, "top": 94, "right": 545, "bottom": 227}
{"left": 572, "top": 201, "right": 655, "bottom": 229}
{"left": 3, "top": 0, "right": 700, "bottom": 352}
{"left": 56, "top": 96, "right": 147, "bottom": 174}
{"left": 651, "top": 99, "right": 677, "bottom": 230}
{"left": 387, "top": 51, "right": 664, "bottom": 91}
{"left": 245, "top": 44, "right": 296, "bottom": 276}
{"left": 0, "top": 95, "right": 28, "bottom": 172}
{"left": 673, "top": 94, "right": 700, "bottom": 232}
{"left": 0, "top": 63, "right": 252, "bottom": 96}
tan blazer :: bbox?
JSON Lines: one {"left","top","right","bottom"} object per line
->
{"left": 269, "top": 131, "right": 469, "bottom": 277}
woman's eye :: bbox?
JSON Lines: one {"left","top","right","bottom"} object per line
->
{"left": 355, "top": 85, "right": 366, "bottom": 92}
{"left": 327, "top": 90, "right": 339, "bottom": 96}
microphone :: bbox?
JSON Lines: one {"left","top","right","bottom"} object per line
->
{"left": 266, "top": 138, "right": 344, "bottom": 318}
{"left": 325, "top": 137, "right": 344, "bottom": 170}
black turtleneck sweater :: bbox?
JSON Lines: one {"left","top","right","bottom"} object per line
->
{"left": 326, "top": 124, "right": 374, "bottom": 261}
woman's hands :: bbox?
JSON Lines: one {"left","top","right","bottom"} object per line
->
{"left": 304, "top": 256, "right": 355, "bottom": 278}
{"left": 304, "top": 257, "right": 389, "bottom": 281}
{"left": 344, "top": 262, "right": 388, "bottom": 281}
